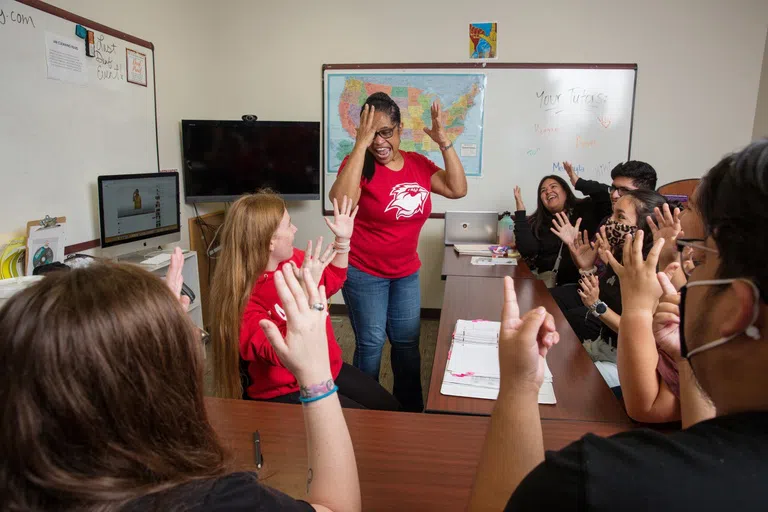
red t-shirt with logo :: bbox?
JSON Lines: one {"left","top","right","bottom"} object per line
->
{"left": 239, "top": 248, "right": 346, "bottom": 399}
{"left": 338, "top": 151, "right": 440, "bottom": 279}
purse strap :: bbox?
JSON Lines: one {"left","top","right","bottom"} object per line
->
{"left": 552, "top": 242, "right": 564, "bottom": 273}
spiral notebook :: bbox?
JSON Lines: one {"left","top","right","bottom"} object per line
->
{"left": 440, "top": 319, "right": 556, "bottom": 404}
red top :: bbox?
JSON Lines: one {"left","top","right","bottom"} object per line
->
{"left": 339, "top": 151, "right": 439, "bottom": 279}
{"left": 239, "top": 248, "right": 346, "bottom": 399}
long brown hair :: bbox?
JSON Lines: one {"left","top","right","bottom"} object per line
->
{"left": 0, "top": 264, "right": 229, "bottom": 511}
{"left": 210, "top": 190, "right": 286, "bottom": 399}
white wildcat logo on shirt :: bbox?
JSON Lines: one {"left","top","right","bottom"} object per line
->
{"left": 385, "top": 183, "right": 429, "bottom": 220}
{"left": 274, "top": 303, "right": 287, "bottom": 321}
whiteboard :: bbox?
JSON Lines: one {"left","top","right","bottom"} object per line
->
{"left": 0, "top": 0, "right": 157, "bottom": 246}
{"left": 322, "top": 64, "right": 635, "bottom": 215}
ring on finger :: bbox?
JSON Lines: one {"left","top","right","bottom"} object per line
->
{"left": 311, "top": 302, "right": 325, "bottom": 312}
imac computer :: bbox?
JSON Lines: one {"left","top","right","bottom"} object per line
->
{"left": 97, "top": 172, "right": 181, "bottom": 259}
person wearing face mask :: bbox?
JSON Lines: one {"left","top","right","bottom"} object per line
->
{"left": 513, "top": 170, "right": 609, "bottom": 287}
{"left": 550, "top": 190, "right": 671, "bottom": 389}
{"left": 468, "top": 139, "right": 768, "bottom": 512}
{"left": 600, "top": 198, "right": 715, "bottom": 424}
{"left": 329, "top": 92, "right": 468, "bottom": 412}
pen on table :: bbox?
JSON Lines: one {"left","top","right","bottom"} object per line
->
{"left": 253, "top": 431, "right": 263, "bottom": 470}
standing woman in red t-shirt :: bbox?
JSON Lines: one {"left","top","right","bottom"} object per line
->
{"left": 209, "top": 190, "right": 399, "bottom": 410}
{"left": 329, "top": 92, "right": 468, "bottom": 411}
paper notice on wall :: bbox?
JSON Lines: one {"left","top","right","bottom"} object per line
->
{"left": 25, "top": 224, "right": 66, "bottom": 275}
{"left": 45, "top": 32, "right": 87, "bottom": 85}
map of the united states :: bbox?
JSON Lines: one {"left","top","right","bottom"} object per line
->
{"left": 326, "top": 74, "right": 486, "bottom": 176}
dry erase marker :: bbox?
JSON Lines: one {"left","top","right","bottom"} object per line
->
{"left": 86, "top": 31, "right": 95, "bottom": 57}
{"left": 253, "top": 431, "right": 263, "bottom": 470}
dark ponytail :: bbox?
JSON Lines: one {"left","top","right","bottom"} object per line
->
{"left": 360, "top": 92, "right": 401, "bottom": 183}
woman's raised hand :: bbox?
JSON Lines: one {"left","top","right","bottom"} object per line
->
{"left": 550, "top": 212, "right": 581, "bottom": 246}
{"left": 514, "top": 185, "right": 525, "bottom": 211}
{"left": 259, "top": 267, "right": 331, "bottom": 384}
{"left": 355, "top": 104, "right": 377, "bottom": 150}
{"left": 423, "top": 101, "right": 450, "bottom": 148}
{"left": 569, "top": 229, "right": 598, "bottom": 270}
{"left": 324, "top": 195, "right": 358, "bottom": 241}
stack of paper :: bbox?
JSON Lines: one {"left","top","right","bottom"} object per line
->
{"left": 440, "top": 319, "right": 556, "bottom": 404}
{"left": 453, "top": 244, "right": 494, "bottom": 256}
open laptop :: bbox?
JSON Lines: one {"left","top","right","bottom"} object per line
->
{"left": 444, "top": 211, "right": 499, "bottom": 245}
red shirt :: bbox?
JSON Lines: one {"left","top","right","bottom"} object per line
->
{"left": 339, "top": 151, "right": 439, "bottom": 278}
{"left": 239, "top": 248, "right": 346, "bottom": 399}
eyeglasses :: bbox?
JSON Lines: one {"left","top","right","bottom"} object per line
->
{"left": 374, "top": 125, "right": 397, "bottom": 140}
{"left": 676, "top": 238, "right": 718, "bottom": 277}
{"left": 608, "top": 185, "right": 633, "bottom": 197}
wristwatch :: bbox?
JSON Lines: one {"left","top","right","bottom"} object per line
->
{"left": 589, "top": 300, "right": 608, "bottom": 318}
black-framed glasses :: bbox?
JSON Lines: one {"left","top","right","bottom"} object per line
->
{"left": 374, "top": 125, "right": 397, "bottom": 140}
{"left": 608, "top": 185, "right": 633, "bottom": 197}
{"left": 676, "top": 238, "right": 718, "bottom": 277}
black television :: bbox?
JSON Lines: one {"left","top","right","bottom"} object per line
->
{"left": 181, "top": 120, "right": 320, "bottom": 203}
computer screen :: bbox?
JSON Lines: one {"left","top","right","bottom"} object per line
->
{"left": 181, "top": 120, "right": 320, "bottom": 203}
{"left": 97, "top": 172, "right": 180, "bottom": 249}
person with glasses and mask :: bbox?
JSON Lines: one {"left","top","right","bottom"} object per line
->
{"left": 468, "top": 139, "right": 768, "bottom": 512}
{"left": 329, "top": 92, "right": 468, "bottom": 412}
{"left": 599, "top": 197, "right": 715, "bottom": 424}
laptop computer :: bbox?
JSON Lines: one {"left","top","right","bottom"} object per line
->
{"left": 444, "top": 211, "right": 499, "bottom": 246}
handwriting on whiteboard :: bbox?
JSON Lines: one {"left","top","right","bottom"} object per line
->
{"left": 576, "top": 136, "right": 598, "bottom": 149}
{"left": 0, "top": 8, "right": 36, "bottom": 28}
{"left": 598, "top": 116, "right": 612, "bottom": 128}
{"left": 553, "top": 162, "right": 584, "bottom": 175}
{"left": 537, "top": 87, "right": 608, "bottom": 113}
{"left": 534, "top": 124, "right": 559, "bottom": 135}
{"left": 95, "top": 34, "right": 124, "bottom": 82}
{"left": 594, "top": 161, "right": 614, "bottom": 178}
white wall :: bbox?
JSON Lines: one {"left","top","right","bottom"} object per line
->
{"left": 26, "top": 0, "right": 768, "bottom": 308}
{"left": 211, "top": 0, "right": 768, "bottom": 307}
{"left": 754, "top": 29, "right": 768, "bottom": 139}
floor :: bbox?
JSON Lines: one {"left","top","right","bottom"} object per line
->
{"left": 204, "top": 315, "right": 441, "bottom": 406}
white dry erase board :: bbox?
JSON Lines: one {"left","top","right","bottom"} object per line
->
{"left": 0, "top": 0, "right": 157, "bottom": 249}
{"left": 322, "top": 63, "right": 636, "bottom": 216}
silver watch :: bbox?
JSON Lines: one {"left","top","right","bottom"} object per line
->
{"left": 589, "top": 300, "right": 608, "bottom": 317}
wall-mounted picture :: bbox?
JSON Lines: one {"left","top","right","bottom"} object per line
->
{"left": 469, "top": 22, "right": 497, "bottom": 59}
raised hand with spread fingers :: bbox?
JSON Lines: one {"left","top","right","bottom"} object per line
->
{"left": 550, "top": 211, "right": 582, "bottom": 246}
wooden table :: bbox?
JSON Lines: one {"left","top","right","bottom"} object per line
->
{"left": 441, "top": 246, "right": 536, "bottom": 280}
{"left": 206, "top": 397, "right": 630, "bottom": 512}
{"left": 426, "top": 276, "right": 631, "bottom": 423}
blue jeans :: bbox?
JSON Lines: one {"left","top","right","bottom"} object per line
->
{"left": 342, "top": 265, "right": 423, "bottom": 412}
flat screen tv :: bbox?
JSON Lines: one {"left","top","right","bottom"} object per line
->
{"left": 181, "top": 120, "right": 320, "bottom": 203}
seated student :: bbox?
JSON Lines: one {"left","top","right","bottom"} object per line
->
{"left": 564, "top": 159, "right": 658, "bottom": 212}
{"left": 513, "top": 168, "right": 609, "bottom": 287}
{"left": 0, "top": 251, "right": 362, "bottom": 511}
{"left": 210, "top": 190, "right": 399, "bottom": 410}
{"left": 551, "top": 190, "right": 669, "bottom": 341}
{"left": 469, "top": 139, "right": 768, "bottom": 511}
{"left": 607, "top": 199, "right": 715, "bottom": 424}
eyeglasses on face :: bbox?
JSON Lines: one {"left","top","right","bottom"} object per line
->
{"left": 676, "top": 238, "right": 718, "bottom": 277}
{"left": 374, "top": 125, "right": 397, "bottom": 140}
{"left": 608, "top": 185, "right": 634, "bottom": 197}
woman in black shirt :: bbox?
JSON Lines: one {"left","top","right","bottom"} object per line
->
{"left": 514, "top": 169, "right": 609, "bottom": 286}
